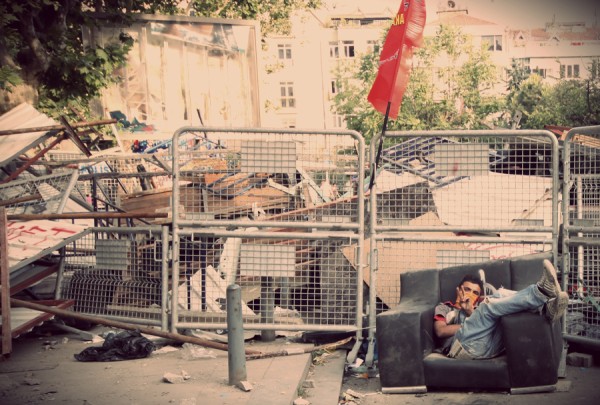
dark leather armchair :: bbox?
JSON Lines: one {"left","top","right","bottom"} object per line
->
{"left": 376, "top": 252, "right": 564, "bottom": 394}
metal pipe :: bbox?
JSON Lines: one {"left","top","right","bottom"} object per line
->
{"left": 577, "top": 177, "right": 584, "bottom": 299}
{"left": 227, "top": 284, "right": 248, "bottom": 385}
{"left": 260, "top": 276, "right": 276, "bottom": 342}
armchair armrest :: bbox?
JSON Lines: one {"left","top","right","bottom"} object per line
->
{"left": 376, "top": 300, "right": 435, "bottom": 389}
{"left": 501, "top": 312, "right": 562, "bottom": 388}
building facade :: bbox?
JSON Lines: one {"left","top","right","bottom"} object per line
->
{"left": 260, "top": 0, "right": 600, "bottom": 130}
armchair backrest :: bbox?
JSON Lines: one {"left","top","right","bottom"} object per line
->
{"left": 399, "top": 251, "right": 554, "bottom": 307}
{"left": 439, "top": 259, "right": 512, "bottom": 302}
{"left": 399, "top": 268, "right": 440, "bottom": 307}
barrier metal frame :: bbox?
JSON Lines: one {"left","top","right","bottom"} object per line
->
{"left": 170, "top": 126, "right": 366, "bottom": 359}
{"left": 366, "top": 130, "right": 560, "bottom": 365}
{"left": 561, "top": 125, "right": 600, "bottom": 349}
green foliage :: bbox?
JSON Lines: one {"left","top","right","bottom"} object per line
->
{"left": 0, "top": 66, "right": 22, "bottom": 91}
{"left": 506, "top": 58, "right": 530, "bottom": 93}
{"left": 508, "top": 59, "right": 600, "bottom": 128}
{"left": 0, "top": 0, "right": 320, "bottom": 118}
{"left": 190, "top": 0, "right": 322, "bottom": 36}
{"left": 333, "top": 25, "right": 504, "bottom": 144}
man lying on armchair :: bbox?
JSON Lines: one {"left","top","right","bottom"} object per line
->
{"left": 434, "top": 260, "right": 568, "bottom": 360}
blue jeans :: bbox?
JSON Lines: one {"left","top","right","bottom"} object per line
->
{"left": 452, "top": 285, "right": 547, "bottom": 359}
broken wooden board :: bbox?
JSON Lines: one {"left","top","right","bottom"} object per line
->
{"left": 341, "top": 212, "right": 463, "bottom": 308}
{"left": 120, "top": 182, "right": 291, "bottom": 219}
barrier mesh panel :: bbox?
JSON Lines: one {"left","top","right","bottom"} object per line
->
{"left": 0, "top": 171, "right": 77, "bottom": 214}
{"left": 370, "top": 132, "right": 558, "bottom": 313}
{"left": 174, "top": 234, "right": 359, "bottom": 329}
{"left": 172, "top": 130, "right": 361, "bottom": 224}
{"left": 58, "top": 228, "right": 165, "bottom": 325}
{"left": 564, "top": 129, "right": 600, "bottom": 342}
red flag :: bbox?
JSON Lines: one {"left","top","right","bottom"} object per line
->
{"left": 367, "top": 0, "right": 426, "bottom": 119}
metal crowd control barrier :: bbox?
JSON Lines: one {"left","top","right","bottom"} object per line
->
{"left": 170, "top": 127, "right": 366, "bottom": 357}
{"left": 57, "top": 225, "right": 170, "bottom": 330}
{"left": 366, "top": 130, "right": 560, "bottom": 365}
{"left": 562, "top": 125, "right": 600, "bottom": 348}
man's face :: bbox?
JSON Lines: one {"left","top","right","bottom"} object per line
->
{"left": 459, "top": 281, "right": 482, "bottom": 305}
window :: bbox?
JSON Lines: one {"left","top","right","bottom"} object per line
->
{"left": 281, "top": 118, "right": 296, "bottom": 128}
{"left": 280, "top": 82, "right": 295, "bottom": 108}
{"left": 560, "top": 64, "right": 580, "bottom": 78}
{"left": 330, "top": 79, "right": 343, "bottom": 95}
{"left": 342, "top": 40, "right": 355, "bottom": 58}
{"left": 332, "top": 114, "right": 346, "bottom": 128}
{"left": 482, "top": 35, "right": 502, "bottom": 51}
{"left": 532, "top": 68, "right": 547, "bottom": 78}
{"left": 277, "top": 44, "right": 292, "bottom": 60}
{"left": 366, "top": 40, "right": 379, "bottom": 54}
{"left": 329, "top": 42, "right": 339, "bottom": 59}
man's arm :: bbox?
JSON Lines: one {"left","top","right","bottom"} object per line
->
{"left": 434, "top": 320, "right": 461, "bottom": 339}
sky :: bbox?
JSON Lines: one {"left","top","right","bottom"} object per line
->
{"left": 326, "top": 0, "right": 600, "bottom": 29}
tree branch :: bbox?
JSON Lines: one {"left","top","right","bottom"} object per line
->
{"left": 17, "top": 13, "right": 51, "bottom": 79}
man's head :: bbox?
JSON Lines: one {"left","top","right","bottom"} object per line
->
{"left": 456, "top": 274, "right": 483, "bottom": 306}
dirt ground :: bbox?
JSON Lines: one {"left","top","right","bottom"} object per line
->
{"left": 0, "top": 324, "right": 307, "bottom": 405}
{"left": 2, "top": 323, "right": 600, "bottom": 405}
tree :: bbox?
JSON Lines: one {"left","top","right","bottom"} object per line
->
{"left": 508, "top": 62, "right": 600, "bottom": 129}
{"left": 0, "top": 0, "right": 320, "bottom": 117}
{"left": 189, "top": 0, "right": 321, "bottom": 37}
{"left": 332, "top": 24, "right": 504, "bottom": 144}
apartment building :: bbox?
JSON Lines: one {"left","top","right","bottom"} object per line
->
{"left": 260, "top": 0, "right": 600, "bottom": 130}
{"left": 260, "top": 4, "right": 395, "bottom": 130}
{"left": 509, "top": 21, "right": 600, "bottom": 82}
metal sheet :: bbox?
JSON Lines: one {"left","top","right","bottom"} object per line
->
{"left": 6, "top": 220, "right": 89, "bottom": 271}
{"left": 0, "top": 103, "right": 57, "bottom": 167}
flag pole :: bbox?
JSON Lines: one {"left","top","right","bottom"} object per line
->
{"left": 369, "top": 101, "right": 392, "bottom": 190}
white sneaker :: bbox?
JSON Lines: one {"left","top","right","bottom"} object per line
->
{"left": 537, "top": 259, "right": 562, "bottom": 298}
{"left": 545, "top": 291, "right": 568, "bottom": 323}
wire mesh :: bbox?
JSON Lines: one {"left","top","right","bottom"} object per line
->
{"left": 42, "top": 151, "right": 172, "bottom": 213}
{"left": 373, "top": 132, "right": 557, "bottom": 231}
{"left": 372, "top": 239, "right": 552, "bottom": 313}
{"left": 563, "top": 127, "right": 600, "bottom": 344}
{"left": 58, "top": 227, "right": 166, "bottom": 326}
{"left": 370, "top": 131, "right": 559, "bottom": 314}
{"left": 0, "top": 171, "right": 78, "bottom": 214}
{"left": 173, "top": 233, "right": 359, "bottom": 330}
{"left": 171, "top": 128, "right": 363, "bottom": 226}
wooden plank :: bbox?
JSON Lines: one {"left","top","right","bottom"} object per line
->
{"left": 6, "top": 300, "right": 75, "bottom": 339}
{"left": 7, "top": 212, "right": 168, "bottom": 220}
{"left": 1, "top": 207, "right": 11, "bottom": 355}
{"left": 341, "top": 212, "right": 464, "bottom": 308}
{"left": 0, "top": 119, "right": 117, "bottom": 137}
{"left": 0, "top": 193, "right": 43, "bottom": 207}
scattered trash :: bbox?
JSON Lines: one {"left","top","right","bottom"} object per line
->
{"left": 22, "top": 377, "right": 41, "bottom": 386}
{"left": 162, "top": 370, "right": 191, "bottom": 384}
{"left": 153, "top": 345, "right": 180, "bottom": 354}
{"left": 74, "top": 330, "right": 155, "bottom": 362}
{"left": 340, "top": 388, "right": 364, "bottom": 403}
{"left": 180, "top": 343, "right": 217, "bottom": 360}
{"left": 236, "top": 380, "right": 253, "bottom": 392}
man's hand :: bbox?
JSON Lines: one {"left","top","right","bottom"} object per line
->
{"left": 456, "top": 286, "right": 476, "bottom": 316}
